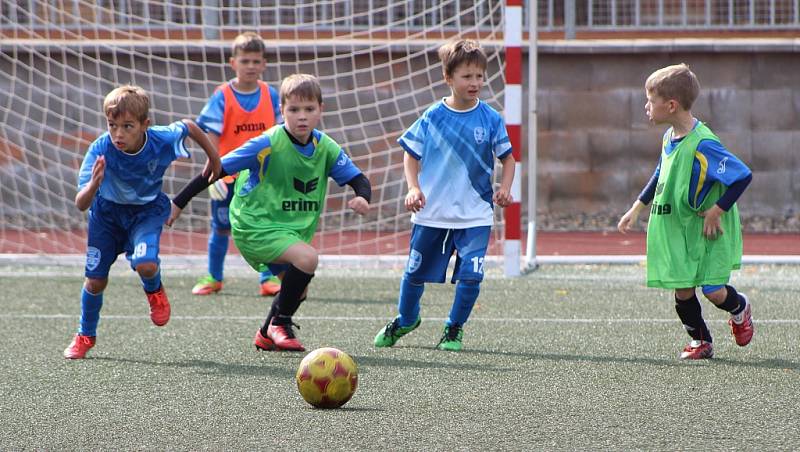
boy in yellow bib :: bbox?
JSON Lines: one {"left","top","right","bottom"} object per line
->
{"left": 618, "top": 64, "right": 754, "bottom": 360}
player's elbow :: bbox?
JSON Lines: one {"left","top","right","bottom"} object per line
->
{"left": 75, "top": 197, "right": 89, "bottom": 212}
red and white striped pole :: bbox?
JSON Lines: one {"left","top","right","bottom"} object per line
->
{"left": 503, "top": 0, "right": 523, "bottom": 277}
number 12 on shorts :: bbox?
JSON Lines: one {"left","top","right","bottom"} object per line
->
{"left": 471, "top": 256, "right": 484, "bottom": 274}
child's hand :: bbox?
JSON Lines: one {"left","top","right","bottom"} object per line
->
{"left": 405, "top": 187, "right": 425, "bottom": 213}
{"left": 698, "top": 205, "right": 724, "bottom": 239}
{"left": 166, "top": 202, "right": 182, "bottom": 227}
{"left": 208, "top": 178, "right": 229, "bottom": 201}
{"left": 203, "top": 156, "right": 222, "bottom": 183}
{"left": 493, "top": 188, "right": 513, "bottom": 207}
{"left": 617, "top": 209, "right": 638, "bottom": 234}
{"left": 90, "top": 155, "right": 106, "bottom": 188}
{"left": 348, "top": 196, "right": 369, "bottom": 215}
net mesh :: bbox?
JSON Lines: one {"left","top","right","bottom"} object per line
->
{"left": 0, "top": 1, "right": 507, "bottom": 262}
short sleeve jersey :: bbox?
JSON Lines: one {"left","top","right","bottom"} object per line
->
{"left": 221, "top": 126, "right": 362, "bottom": 241}
{"left": 398, "top": 100, "right": 512, "bottom": 228}
{"left": 78, "top": 121, "right": 189, "bottom": 204}
{"left": 659, "top": 124, "right": 752, "bottom": 208}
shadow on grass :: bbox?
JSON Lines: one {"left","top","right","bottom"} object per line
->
{"left": 94, "top": 356, "right": 296, "bottom": 378}
{"left": 303, "top": 406, "right": 384, "bottom": 413}
{"left": 309, "top": 296, "right": 397, "bottom": 306}
{"left": 351, "top": 353, "right": 514, "bottom": 372}
{"left": 459, "top": 348, "right": 800, "bottom": 371}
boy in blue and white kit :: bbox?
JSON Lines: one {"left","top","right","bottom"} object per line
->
{"left": 63, "top": 85, "right": 220, "bottom": 359}
{"left": 374, "top": 39, "right": 515, "bottom": 351}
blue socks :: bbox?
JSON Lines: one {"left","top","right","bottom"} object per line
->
{"left": 397, "top": 277, "right": 424, "bottom": 327}
{"left": 447, "top": 280, "right": 481, "bottom": 327}
{"left": 208, "top": 230, "right": 229, "bottom": 282}
{"left": 397, "top": 279, "right": 482, "bottom": 327}
{"left": 141, "top": 268, "right": 161, "bottom": 293}
{"left": 78, "top": 288, "right": 103, "bottom": 337}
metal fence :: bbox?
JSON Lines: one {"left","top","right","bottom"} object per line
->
{"left": 1, "top": 0, "right": 798, "bottom": 36}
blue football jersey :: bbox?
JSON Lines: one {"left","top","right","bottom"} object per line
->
{"left": 398, "top": 100, "right": 512, "bottom": 228}
{"left": 221, "top": 127, "right": 362, "bottom": 197}
{"left": 659, "top": 122, "right": 752, "bottom": 208}
{"left": 78, "top": 121, "right": 189, "bottom": 204}
{"left": 197, "top": 80, "right": 282, "bottom": 135}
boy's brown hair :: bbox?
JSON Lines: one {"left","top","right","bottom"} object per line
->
{"left": 103, "top": 85, "right": 150, "bottom": 122}
{"left": 645, "top": 63, "right": 700, "bottom": 110}
{"left": 232, "top": 32, "right": 268, "bottom": 58}
{"left": 438, "top": 39, "right": 487, "bottom": 77}
{"left": 280, "top": 74, "right": 323, "bottom": 105}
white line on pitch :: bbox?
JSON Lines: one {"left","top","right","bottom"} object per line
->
{"left": 1, "top": 313, "right": 799, "bottom": 324}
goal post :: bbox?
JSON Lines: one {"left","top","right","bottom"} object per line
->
{"left": 0, "top": 1, "right": 528, "bottom": 275}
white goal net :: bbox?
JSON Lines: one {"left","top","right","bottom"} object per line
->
{"left": 0, "top": 1, "right": 508, "bottom": 268}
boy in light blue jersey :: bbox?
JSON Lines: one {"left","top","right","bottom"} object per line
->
{"left": 63, "top": 85, "right": 220, "bottom": 359}
{"left": 192, "top": 32, "right": 285, "bottom": 297}
{"left": 374, "top": 39, "right": 515, "bottom": 351}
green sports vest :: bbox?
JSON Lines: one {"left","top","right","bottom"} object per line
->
{"left": 646, "top": 122, "right": 742, "bottom": 288}
{"left": 229, "top": 126, "right": 340, "bottom": 243}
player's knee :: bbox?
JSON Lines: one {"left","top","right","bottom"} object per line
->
{"left": 213, "top": 228, "right": 231, "bottom": 236}
{"left": 292, "top": 251, "right": 318, "bottom": 274}
{"left": 674, "top": 288, "right": 696, "bottom": 301}
{"left": 459, "top": 279, "right": 481, "bottom": 288}
{"left": 702, "top": 287, "right": 726, "bottom": 304}
{"left": 84, "top": 277, "right": 107, "bottom": 294}
{"left": 135, "top": 262, "right": 159, "bottom": 278}
{"left": 403, "top": 275, "right": 425, "bottom": 286}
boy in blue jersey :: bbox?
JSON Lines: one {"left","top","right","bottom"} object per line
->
{"left": 192, "top": 32, "right": 284, "bottom": 297}
{"left": 618, "top": 64, "right": 754, "bottom": 360}
{"left": 64, "top": 85, "right": 221, "bottom": 359}
{"left": 169, "top": 74, "right": 371, "bottom": 352}
{"left": 373, "top": 39, "right": 515, "bottom": 352}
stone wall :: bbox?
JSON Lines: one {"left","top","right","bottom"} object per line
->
{"left": 528, "top": 43, "right": 799, "bottom": 230}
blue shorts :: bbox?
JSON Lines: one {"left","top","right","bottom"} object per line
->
{"left": 84, "top": 194, "right": 170, "bottom": 278}
{"left": 403, "top": 224, "right": 491, "bottom": 284}
{"left": 210, "top": 180, "right": 235, "bottom": 230}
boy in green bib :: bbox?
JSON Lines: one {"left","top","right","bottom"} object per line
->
{"left": 170, "top": 74, "right": 372, "bottom": 352}
{"left": 618, "top": 64, "right": 754, "bottom": 360}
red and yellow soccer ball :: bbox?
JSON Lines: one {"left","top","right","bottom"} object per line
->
{"left": 296, "top": 347, "right": 358, "bottom": 409}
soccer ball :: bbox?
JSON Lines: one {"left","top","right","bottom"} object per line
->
{"left": 295, "top": 347, "right": 358, "bottom": 409}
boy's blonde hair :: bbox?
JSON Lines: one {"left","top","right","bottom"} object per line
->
{"left": 438, "top": 39, "right": 487, "bottom": 77}
{"left": 280, "top": 74, "right": 323, "bottom": 105}
{"left": 103, "top": 85, "right": 150, "bottom": 122}
{"left": 645, "top": 63, "right": 700, "bottom": 110}
{"left": 232, "top": 32, "right": 268, "bottom": 58}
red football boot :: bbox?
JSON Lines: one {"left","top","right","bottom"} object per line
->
{"left": 729, "top": 294, "right": 754, "bottom": 347}
{"left": 253, "top": 329, "right": 276, "bottom": 351}
{"left": 63, "top": 334, "right": 96, "bottom": 359}
{"left": 146, "top": 285, "right": 170, "bottom": 326}
{"left": 266, "top": 320, "right": 305, "bottom": 351}
{"left": 679, "top": 340, "right": 714, "bottom": 360}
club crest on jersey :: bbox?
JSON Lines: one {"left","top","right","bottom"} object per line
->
{"left": 473, "top": 127, "right": 485, "bottom": 144}
{"left": 216, "top": 207, "right": 229, "bottom": 225}
{"left": 717, "top": 157, "right": 728, "bottom": 174}
{"left": 147, "top": 159, "right": 158, "bottom": 174}
{"left": 407, "top": 250, "right": 422, "bottom": 273}
{"left": 86, "top": 247, "right": 101, "bottom": 271}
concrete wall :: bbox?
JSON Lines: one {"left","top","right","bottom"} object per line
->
{"left": 528, "top": 44, "right": 800, "bottom": 230}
